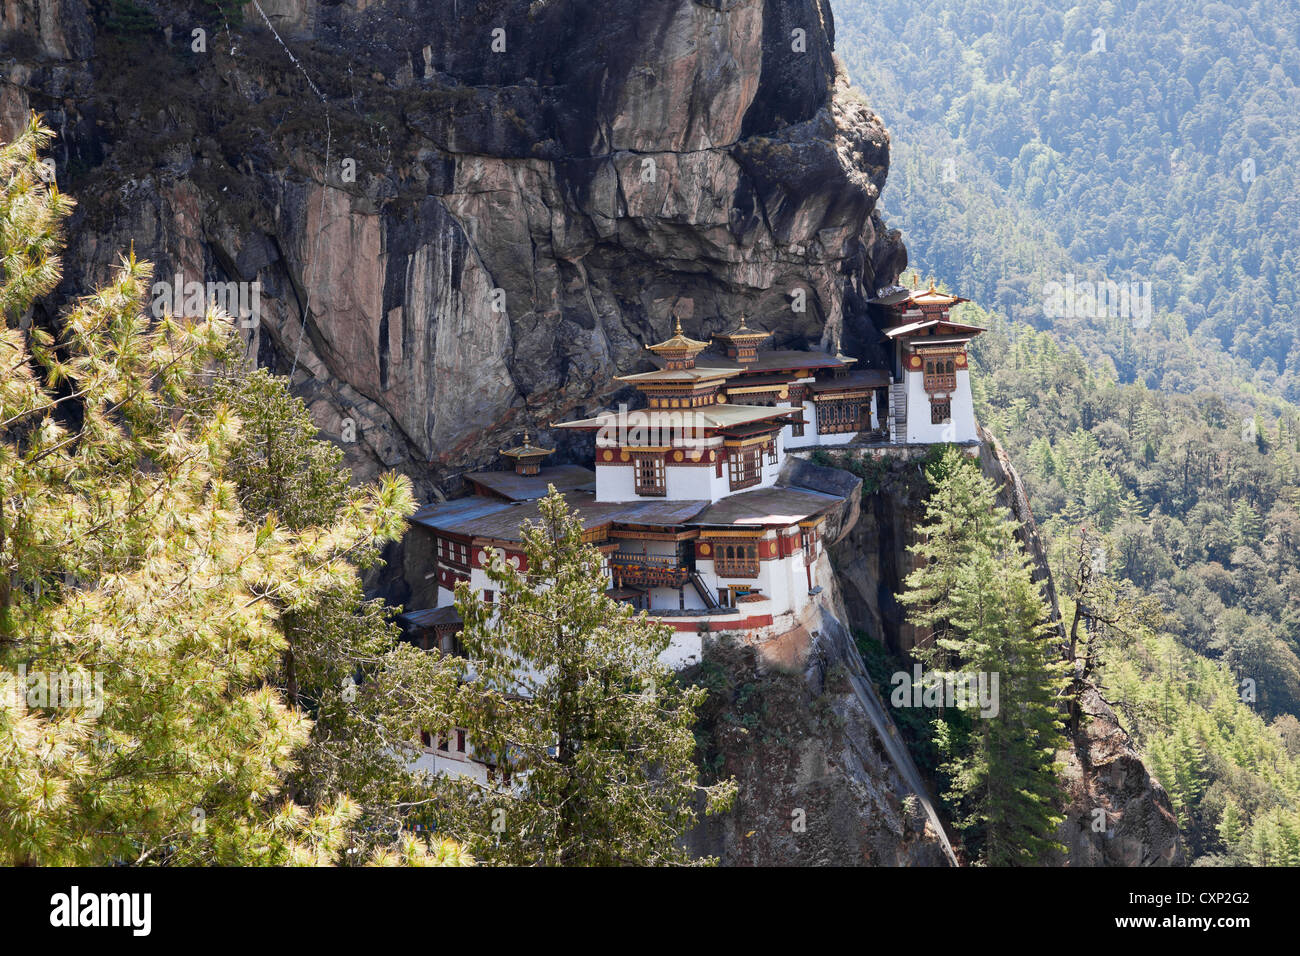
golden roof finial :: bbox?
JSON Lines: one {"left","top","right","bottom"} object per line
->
{"left": 911, "top": 270, "right": 918, "bottom": 289}
{"left": 928, "top": 277, "right": 936, "bottom": 292}
{"left": 673, "top": 317, "right": 684, "bottom": 336}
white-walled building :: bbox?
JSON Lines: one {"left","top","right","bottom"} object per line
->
{"left": 871, "top": 280, "right": 985, "bottom": 445}
{"left": 400, "top": 292, "right": 983, "bottom": 778}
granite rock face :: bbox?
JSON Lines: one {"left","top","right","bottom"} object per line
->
{"left": 1, "top": 0, "right": 904, "bottom": 505}
{"left": 686, "top": 463, "right": 953, "bottom": 866}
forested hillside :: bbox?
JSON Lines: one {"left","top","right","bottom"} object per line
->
{"left": 969, "top": 308, "right": 1300, "bottom": 864}
{"left": 832, "top": 0, "right": 1300, "bottom": 864}
{"left": 835, "top": 0, "right": 1300, "bottom": 403}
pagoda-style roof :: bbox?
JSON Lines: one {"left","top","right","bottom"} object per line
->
{"left": 614, "top": 365, "right": 738, "bottom": 386}
{"left": 712, "top": 315, "right": 773, "bottom": 347}
{"left": 712, "top": 315, "right": 775, "bottom": 366}
{"left": 500, "top": 432, "right": 554, "bottom": 460}
{"left": 909, "top": 283, "right": 969, "bottom": 310}
{"left": 884, "top": 318, "right": 985, "bottom": 339}
{"left": 498, "top": 431, "right": 556, "bottom": 476}
{"left": 645, "top": 318, "right": 710, "bottom": 367}
{"left": 870, "top": 276, "right": 970, "bottom": 312}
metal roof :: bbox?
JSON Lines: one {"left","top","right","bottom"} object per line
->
{"left": 615, "top": 366, "right": 738, "bottom": 384}
{"left": 689, "top": 485, "right": 842, "bottom": 527}
{"left": 399, "top": 606, "right": 462, "bottom": 629}
{"left": 411, "top": 496, "right": 518, "bottom": 531}
{"left": 411, "top": 491, "right": 709, "bottom": 543}
{"left": 809, "top": 369, "right": 892, "bottom": 391}
{"left": 464, "top": 465, "right": 596, "bottom": 502}
{"left": 884, "top": 318, "right": 985, "bottom": 338}
{"left": 701, "top": 348, "right": 849, "bottom": 373}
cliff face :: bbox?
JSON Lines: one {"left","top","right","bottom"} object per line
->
{"left": 687, "top": 460, "right": 953, "bottom": 866}
{"left": 1, "top": 0, "right": 903, "bottom": 511}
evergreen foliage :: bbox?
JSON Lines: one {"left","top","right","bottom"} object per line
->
{"left": 836, "top": 0, "right": 1300, "bottom": 403}
{"left": 0, "top": 117, "right": 465, "bottom": 865}
{"left": 966, "top": 302, "right": 1300, "bottom": 863}
{"left": 899, "top": 448, "right": 1069, "bottom": 864}
{"left": 437, "top": 489, "right": 737, "bottom": 865}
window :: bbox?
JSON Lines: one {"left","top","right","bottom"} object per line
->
{"left": 792, "top": 418, "right": 805, "bottom": 438}
{"left": 801, "top": 527, "right": 819, "bottom": 564}
{"left": 443, "top": 539, "right": 468, "bottom": 567}
{"left": 727, "top": 446, "right": 762, "bottom": 491}
{"left": 815, "top": 398, "right": 865, "bottom": 434}
{"left": 922, "top": 355, "right": 957, "bottom": 392}
{"left": 930, "top": 399, "right": 952, "bottom": 424}
{"left": 713, "top": 540, "right": 760, "bottom": 578}
{"left": 766, "top": 439, "right": 778, "bottom": 465}
{"left": 633, "top": 453, "right": 666, "bottom": 496}
{"left": 484, "top": 589, "right": 495, "bottom": 604}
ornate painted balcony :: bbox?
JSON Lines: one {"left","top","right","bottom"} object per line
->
{"left": 608, "top": 552, "right": 690, "bottom": 588}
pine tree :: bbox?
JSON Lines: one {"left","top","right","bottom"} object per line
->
{"left": 1229, "top": 499, "right": 1262, "bottom": 546}
{"left": 0, "top": 116, "right": 464, "bottom": 865}
{"left": 437, "top": 488, "right": 736, "bottom": 865}
{"left": 195, "top": 357, "right": 465, "bottom": 858}
{"left": 1217, "top": 799, "right": 1243, "bottom": 851}
{"left": 902, "top": 447, "right": 1021, "bottom": 671}
{"left": 901, "top": 447, "right": 1069, "bottom": 864}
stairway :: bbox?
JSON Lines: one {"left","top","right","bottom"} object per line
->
{"left": 889, "top": 382, "right": 907, "bottom": 443}
{"left": 690, "top": 571, "right": 720, "bottom": 609}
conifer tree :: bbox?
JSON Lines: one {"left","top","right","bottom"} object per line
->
{"left": 195, "top": 359, "right": 466, "bottom": 859}
{"left": 1229, "top": 499, "right": 1262, "bottom": 546}
{"left": 0, "top": 116, "right": 465, "bottom": 865}
{"left": 438, "top": 488, "right": 736, "bottom": 865}
{"left": 901, "top": 447, "right": 1069, "bottom": 864}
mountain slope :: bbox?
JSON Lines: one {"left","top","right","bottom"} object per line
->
{"left": 833, "top": 0, "right": 1300, "bottom": 402}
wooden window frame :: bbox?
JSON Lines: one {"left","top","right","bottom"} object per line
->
{"left": 815, "top": 398, "right": 866, "bottom": 435}
{"left": 713, "top": 540, "right": 760, "bottom": 578}
{"left": 930, "top": 399, "right": 952, "bottom": 425}
{"left": 922, "top": 355, "right": 958, "bottom": 392}
{"left": 632, "top": 453, "right": 666, "bottom": 497}
{"left": 727, "top": 446, "right": 762, "bottom": 491}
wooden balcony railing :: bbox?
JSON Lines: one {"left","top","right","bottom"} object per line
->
{"left": 712, "top": 558, "right": 760, "bottom": 579}
{"left": 609, "top": 553, "right": 689, "bottom": 588}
